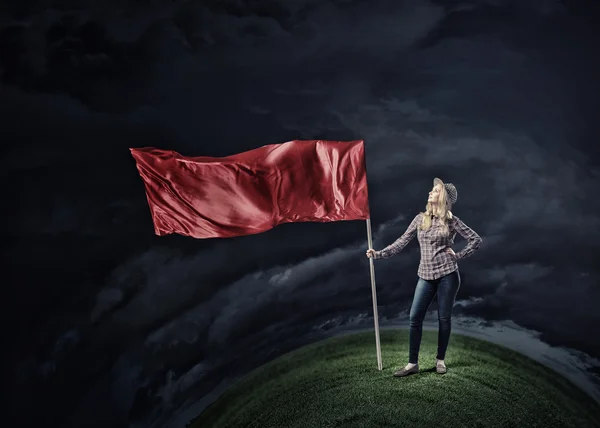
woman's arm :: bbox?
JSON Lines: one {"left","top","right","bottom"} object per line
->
{"left": 453, "top": 216, "right": 482, "bottom": 260}
{"left": 374, "top": 214, "right": 421, "bottom": 259}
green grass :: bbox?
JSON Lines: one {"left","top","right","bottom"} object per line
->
{"left": 189, "top": 330, "right": 600, "bottom": 428}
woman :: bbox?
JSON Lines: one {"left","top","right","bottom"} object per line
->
{"left": 366, "top": 178, "right": 482, "bottom": 376}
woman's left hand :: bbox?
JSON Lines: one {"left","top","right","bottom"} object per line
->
{"left": 447, "top": 248, "right": 457, "bottom": 259}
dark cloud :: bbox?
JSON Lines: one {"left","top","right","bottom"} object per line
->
{"left": 2, "top": 0, "right": 600, "bottom": 427}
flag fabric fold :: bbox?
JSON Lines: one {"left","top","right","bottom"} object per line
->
{"left": 130, "top": 140, "right": 370, "bottom": 239}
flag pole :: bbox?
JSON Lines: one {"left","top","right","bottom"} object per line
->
{"left": 366, "top": 218, "right": 383, "bottom": 371}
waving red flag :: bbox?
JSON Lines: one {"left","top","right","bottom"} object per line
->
{"left": 129, "top": 140, "right": 370, "bottom": 239}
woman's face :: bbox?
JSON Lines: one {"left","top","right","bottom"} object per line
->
{"left": 428, "top": 184, "right": 442, "bottom": 204}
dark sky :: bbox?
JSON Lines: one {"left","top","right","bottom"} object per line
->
{"left": 2, "top": 0, "right": 600, "bottom": 427}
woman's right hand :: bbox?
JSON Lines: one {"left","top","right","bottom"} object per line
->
{"left": 366, "top": 249, "right": 376, "bottom": 258}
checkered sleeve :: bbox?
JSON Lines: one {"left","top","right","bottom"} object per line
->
{"left": 374, "top": 214, "right": 421, "bottom": 259}
{"left": 453, "top": 216, "right": 482, "bottom": 260}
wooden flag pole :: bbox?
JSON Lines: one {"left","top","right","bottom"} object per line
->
{"left": 366, "top": 218, "right": 383, "bottom": 371}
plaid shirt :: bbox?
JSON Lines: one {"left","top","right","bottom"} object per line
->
{"left": 374, "top": 213, "right": 482, "bottom": 280}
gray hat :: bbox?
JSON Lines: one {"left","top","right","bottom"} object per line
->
{"left": 433, "top": 177, "right": 458, "bottom": 206}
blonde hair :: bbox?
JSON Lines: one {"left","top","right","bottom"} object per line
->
{"left": 420, "top": 184, "right": 453, "bottom": 233}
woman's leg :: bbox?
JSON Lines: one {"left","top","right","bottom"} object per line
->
{"left": 408, "top": 278, "right": 437, "bottom": 364}
{"left": 435, "top": 270, "right": 461, "bottom": 361}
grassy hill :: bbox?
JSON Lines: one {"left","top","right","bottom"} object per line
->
{"left": 189, "top": 329, "right": 600, "bottom": 428}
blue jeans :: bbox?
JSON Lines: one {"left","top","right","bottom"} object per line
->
{"left": 408, "top": 270, "right": 461, "bottom": 364}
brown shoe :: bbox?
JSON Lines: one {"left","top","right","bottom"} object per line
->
{"left": 436, "top": 362, "right": 447, "bottom": 374}
{"left": 393, "top": 364, "right": 419, "bottom": 377}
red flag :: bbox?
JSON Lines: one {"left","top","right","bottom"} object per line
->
{"left": 129, "top": 140, "right": 370, "bottom": 239}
